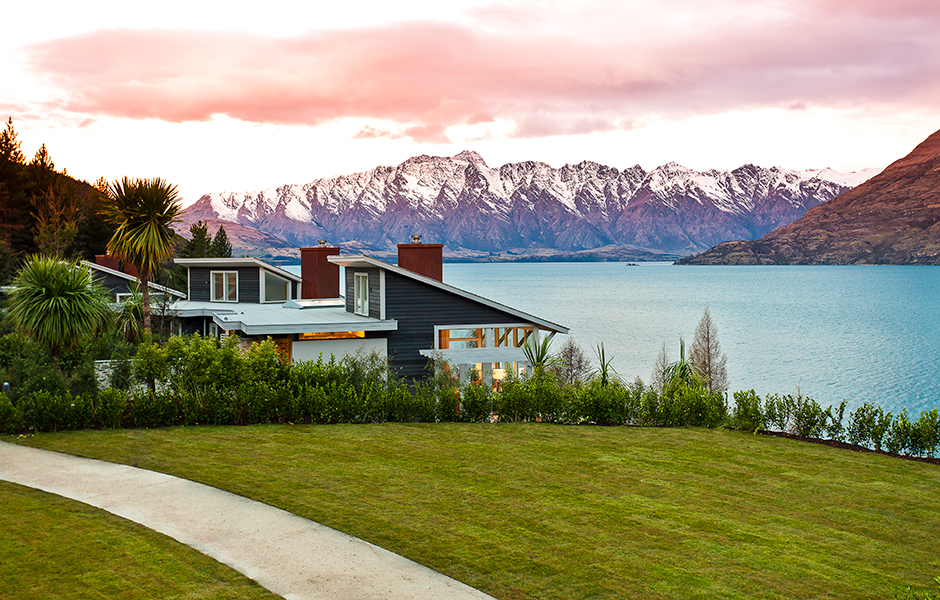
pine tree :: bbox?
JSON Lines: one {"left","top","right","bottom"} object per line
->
{"left": 689, "top": 305, "right": 728, "bottom": 392}
{"left": 182, "top": 221, "right": 210, "bottom": 258}
{"left": 0, "top": 117, "right": 25, "bottom": 164}
{"left": 0, "top": 117, "right": 35, "bottom": 257}
{"left": 209, "top": 224, "right": 232, "bottom": 258}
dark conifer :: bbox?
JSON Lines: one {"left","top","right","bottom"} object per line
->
{"left": 210, "top": 224, "right": 233, "bottom": 258}
{"left": 183, "top": 221, "right": 210, "bottom": 258}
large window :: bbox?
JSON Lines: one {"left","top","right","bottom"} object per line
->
{"left": 263, "top": 271, "right": 291, "bottom": 303}
{"left": 354, "top": 273, "right": 369, "bottom": 316}
{"left": 211, "top": 271, "right": 238, "bottom": 302}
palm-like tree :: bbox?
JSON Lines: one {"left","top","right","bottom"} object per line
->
{"left": 7, "top": 255, "right": 111, "bottom": 355}
{"left": 101, "top": 177, "right": 182, "bottom": 333}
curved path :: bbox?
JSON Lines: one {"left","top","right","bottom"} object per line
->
{"left": 0, "top": 442, "right": 495, "bottom": 600}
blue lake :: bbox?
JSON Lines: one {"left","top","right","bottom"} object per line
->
{"left": 441, "top": 262, "right": 940, "bottom": 415}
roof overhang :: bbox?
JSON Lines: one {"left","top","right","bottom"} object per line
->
{"left": 209, "top": 305, "right": 397, "bottom": 336}
{"left": 329, "top": 254, "right": 569, "bottom": 334}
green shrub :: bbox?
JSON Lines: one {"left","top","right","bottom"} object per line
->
{"left": 825, "top": 401, "right": 847, "bottom": 442}
{"left": 731, "top": 390, "right": 765, "bottom": 431}
{"left": 848, "top": 402, "right": 876, "bottom": 447}
{"left": 95, "top": 388, "right": 127, "bottom": 429}
{"left": 792, "top": 396, "right": 827, "bottom": 438}
{"left": 127, "top": 389, "right": 178, "bottom": 428}
{"left": 885, "top": 410, "right": 913, "bottom": 455}
{"left": 914, "top": 409, "right": 940, "bottom": 458}
{"left": 494, "top": 373, "right": 532, "bottom": 423}
{"left": 133, "top": 341, "right": 168, "bottom": 390}
{"left": 461, "top": 382, "right": 493, "bottom": 423}
{"left": 0, "top": 397, "right": 24, "bottom": 434}
{"left": 21, "top": 390, "right": 81, "bottom": 432}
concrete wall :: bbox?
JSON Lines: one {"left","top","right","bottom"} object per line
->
{"left": 291, "top": 338, "right": 388, "bottom": 364}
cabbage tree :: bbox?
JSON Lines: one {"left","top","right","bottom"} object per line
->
{"left": 101, "top": 177, "right": 182, "bottom": 333}
{"left": 7, "top": 255, "right": 110, "bottom": 355}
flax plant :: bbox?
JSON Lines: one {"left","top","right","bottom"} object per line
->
{"left": 522, "top": 331, "right": 557, "bottom": 371}
{"left": 7, "top": 255, "right": 110, "bottom": 355}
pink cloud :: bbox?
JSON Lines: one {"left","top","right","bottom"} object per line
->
{"left": 23, "top": 2, "right": 940, "bottom": 141}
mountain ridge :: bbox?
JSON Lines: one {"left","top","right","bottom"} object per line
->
{"left": 179, "top": 152, "right": 876, "bottom": 259}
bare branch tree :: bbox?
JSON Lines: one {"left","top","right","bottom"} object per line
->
{"left": 690, "top": 305, "right": 728, "bottom": 392}
{"left": 651, "top": 340, "right": 670, "bottom": 392}
{"left": 550, "top": 337, "right": 590, "bottom": 386}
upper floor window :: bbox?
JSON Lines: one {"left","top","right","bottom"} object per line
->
{"left": 354, "top": 273, "right": 369, "bottom": 316}
{"left": 211, "top": 271, "right": 238, "bottom": 302}
{"left": 263, "top": 270, "right": 291, "bottom": 303}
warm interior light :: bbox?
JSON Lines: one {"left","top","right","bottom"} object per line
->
{"left": 298, "top": 331, "right": 365, "bottom": 340}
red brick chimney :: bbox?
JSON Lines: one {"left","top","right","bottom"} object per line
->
{"left": 95, "top": 254, "right": 120, "bottom": 271}
{"left": 397, "top": 235, "right": 443, "bottom": 282}
{"left": 123, "top": 262, "right": 139, "bottom": 278}
{"left": 301, "top": 242, "right": 341, "bottom": 298}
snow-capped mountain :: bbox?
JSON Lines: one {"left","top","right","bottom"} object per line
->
{"left": 180, "top": 151, "right": 877, "bottom": 257}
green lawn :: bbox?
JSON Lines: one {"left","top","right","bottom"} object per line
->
{"left": 0, "top": 481, "right": 280, "bottom": 600}
{"left": 12, "top": 423, "right": 940, "bottom": 600}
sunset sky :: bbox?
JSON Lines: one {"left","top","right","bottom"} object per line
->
{"left": 3, "top": 0, "right": 939, "bottom": 205}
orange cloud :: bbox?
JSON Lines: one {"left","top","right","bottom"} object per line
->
{"left": 23, "top": 2, "right": 940, "bottom": 142}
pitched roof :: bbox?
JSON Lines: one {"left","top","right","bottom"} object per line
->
{"left": 173, "top": 257, "right": 302, "bottom": 283}
{"left": 329, "top": 255, "right": 569, "bottom": 334}
{"left": 83, "top": 261, "right": 186, "bottom": 298}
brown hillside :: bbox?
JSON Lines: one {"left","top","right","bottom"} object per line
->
{"left": 680, "top": 128, "right": 940, "bottom": 264}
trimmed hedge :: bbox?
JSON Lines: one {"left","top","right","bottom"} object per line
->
{"left": 2, "top": 332, "right": 938, "bottom": 460}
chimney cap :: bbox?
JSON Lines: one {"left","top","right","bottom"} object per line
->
{"left": 411, "top": 234, "right": 422, "bottom": 244}
{"left": 317, "top": 239, "right": 328, "bottom": 247}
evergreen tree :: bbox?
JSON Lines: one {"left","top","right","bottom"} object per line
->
{"left": 182, "top": 221, "right": 210, "bottom": 258}
{"left": 209, "top": 224, "right": 233, "bottom": 258}
{"left": 0, "top": 117, "right": 35, "bottom": 258}
{"left": 32, "top": 177, "right": 80, "bottom": 257}
{"left": 690, "top": 305, "right": 728, "bottom": 392}
{"left": 0, "top": 117, "right": 25, "bottom": 164}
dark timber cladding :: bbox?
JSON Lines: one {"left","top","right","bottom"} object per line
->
{"left": 91, "top": 272, "right": 139, "bottom": 301}
{"left": 382, "top": 270, "right": 533, "bottom": 379}
{"left": 187, "top": 266, "right": 261, "bottom": 303}
{"left": 344, "top": 267, "right": 382, "bottom": 317}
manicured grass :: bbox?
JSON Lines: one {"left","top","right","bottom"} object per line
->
{"left": 0, "top": 481, "right": 279, "bottom": 600}
{"left": 14, "top": 424, "right": 940, "bottom": 599}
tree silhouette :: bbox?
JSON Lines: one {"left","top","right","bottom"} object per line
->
{"left": 210, "top": 224, "right": 233, "bottom": 258}
{"left": 182, "top": 221, "right": 210, "bottom": 258}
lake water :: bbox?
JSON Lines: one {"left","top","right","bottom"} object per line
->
{"left": 441, "top": 262, "right": 940, "bottom": 415}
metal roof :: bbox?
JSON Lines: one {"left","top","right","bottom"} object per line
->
{"left": 172, "top": 300, "right": 398, "bottom": 336}
{"left": 329, "top": 255, "right": 569, "bottom": 334}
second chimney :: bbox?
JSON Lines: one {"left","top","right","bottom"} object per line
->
{"left": 300, "top": 242, "right": 340, "bottom": 298}
{"left": 397, "top": 236, "right": 443, "bottom": 282}
{"left": 95, "top": 254, "right": 120, "bottom": 271}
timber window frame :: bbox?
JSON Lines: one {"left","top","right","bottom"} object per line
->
{"left": 211, "top": 271, "right": 238, "bottom": 303}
